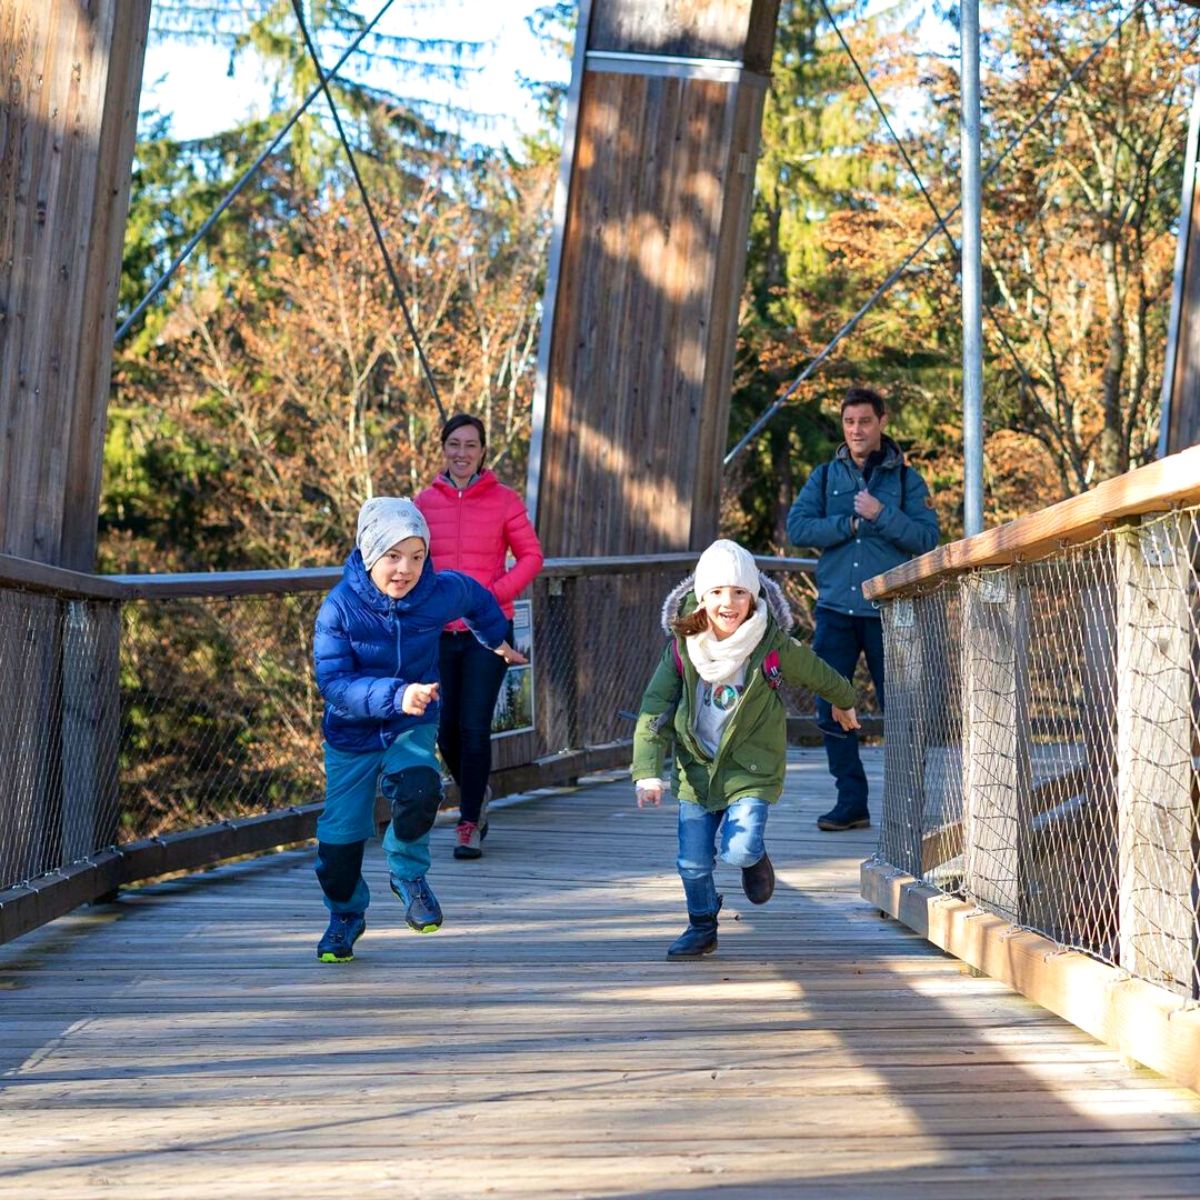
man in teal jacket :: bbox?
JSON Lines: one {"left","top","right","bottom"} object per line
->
{"left": 786, "top": 387, "right": 940, "bottom": 830}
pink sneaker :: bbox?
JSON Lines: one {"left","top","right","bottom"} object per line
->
{"left": 454, "top": 820, "right": 482, "bottom": 860}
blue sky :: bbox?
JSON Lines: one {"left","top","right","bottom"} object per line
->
{"left": 139, "top": 0, "right": 571, "bottom": 149}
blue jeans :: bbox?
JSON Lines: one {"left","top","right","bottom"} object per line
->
{"left": 316, "top": 724, "right": 441, "bottom": 914}
{"left": 437, "top": 622, "right": 512, "bottom": 823}
{"left": 676, "top": 796, "right": 770, "bottom": 914}
{"left": 812, "top": 607, "right": 885, "bottom": 816}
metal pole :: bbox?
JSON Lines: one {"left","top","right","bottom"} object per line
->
{"left": 1157, "top": 80, "right": 1200, "bottom": 460}
{"left": 961, "top": 0, "right": 985, "bottom": 536}
{"left": 525, "top": 0, "right": 594, "bottom": 530}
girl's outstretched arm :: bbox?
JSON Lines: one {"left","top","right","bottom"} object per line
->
{"left": 779, "top": 637, "right": 857, "bottom": 711}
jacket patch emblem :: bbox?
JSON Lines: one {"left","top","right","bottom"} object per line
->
{"left": 705, "top": 683, "right": 741, "bottom": 711}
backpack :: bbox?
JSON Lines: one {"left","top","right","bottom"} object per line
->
{"left": 671, "top": 640, "right": 783, "bottom": 690}
{"left": 644, "top": 637, "right": 784, "bottom": 736}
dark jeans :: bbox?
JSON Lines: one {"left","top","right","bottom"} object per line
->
{"left": 437, "top": 621, "right": 512, "bottom": 823}
{"left": 812, "top": 607, "right": 886, "bottom": 816}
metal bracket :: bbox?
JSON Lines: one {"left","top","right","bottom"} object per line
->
{"left": 1138, "top": 516, "right": 1176, "bottom": 568}
{"left": 978, "top": 572, "right": 1010, "bottom": 604}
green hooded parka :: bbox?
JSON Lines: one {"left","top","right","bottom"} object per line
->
{"left": 630, "top": 573, "right": 856, "bottom": 812}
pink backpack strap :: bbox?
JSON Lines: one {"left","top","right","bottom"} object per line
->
{"left": 761, "top": 648, "right": 783, "bottom": 690}
{"left": 677, "top": 639, "right": 781, "bottom": 690}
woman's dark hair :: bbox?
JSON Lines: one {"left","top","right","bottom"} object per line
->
{"left": 440, "top": 412, "right": 487, "bottom": 447}
{"left": 841, "top": 386, "right": 886, "bottom": 417}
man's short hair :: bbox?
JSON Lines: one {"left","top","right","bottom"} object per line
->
{"left": 841, "top": 387, "right": 886, "bottom": 417}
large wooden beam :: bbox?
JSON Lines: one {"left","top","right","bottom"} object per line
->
{"left": 529, "top": 0, "right": 781, "bottom": 556}
{"left": 0, "top": 0, "right": 151, "bottom": 571}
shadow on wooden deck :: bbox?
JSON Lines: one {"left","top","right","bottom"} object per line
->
{"left": 1, "top": 747, "right": 1199, "bottom": 1198}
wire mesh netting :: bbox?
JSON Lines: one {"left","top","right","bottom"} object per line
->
{"left": 0, "top": 559, "right": 835, "bottom": 899}
{"left": 0, "top": 591, "right": 122, "bottom": 891}
{"left": 120, "top": 592, "right": 327, "bottom": 839}
{"left": 875, "top": 508, "right": 1200, "bottom": 999}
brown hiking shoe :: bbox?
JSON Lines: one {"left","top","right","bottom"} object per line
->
{"left": 741, "top": 852, "right": 775, "bottom": 904}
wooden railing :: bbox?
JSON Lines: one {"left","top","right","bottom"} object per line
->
{"left": 0, "top": 551, "right": 826, "bottom": 944}
{"left": 863, "top": 443, "right": 1200, "bottom": 600}
{"left": 860, "top": 443, "right": 1200, "bottom": 1093}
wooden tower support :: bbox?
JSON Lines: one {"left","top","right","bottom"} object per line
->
{"left": 1, "top": 2, "right": 150, "bottom": 893}
{"left": 0, "top": 1, "right": 152, "bottom": 571}
{"left": 529, "top": 0, "right": 780, "bottom": 556}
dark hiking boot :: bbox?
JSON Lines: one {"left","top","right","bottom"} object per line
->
{"left": 317, "top": 912, "right": 366, "bottom": 963}
{"left": 816, "top": 803, "right": 871, "bottom": 831}
{"left": 666, "top": 897, "right": 723, "bottom": 960}
{"left": 390, "top": 875, "right": 443, "bottom": 932}
{"left": 453, "top": 820, "right": 483, "bottom": 860}
{"left": 741, "top": 851, "right": 775, "bottom": 905}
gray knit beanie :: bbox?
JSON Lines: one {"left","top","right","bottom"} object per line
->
{"left": 356, "top": 497, "right": 430, "bottom": 569}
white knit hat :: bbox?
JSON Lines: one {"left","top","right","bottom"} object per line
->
{"left": 356, "top": 497, "right": 430, "bottom": 569}
{"left": 693, "top": 539, "right": 760, "bottom": 602}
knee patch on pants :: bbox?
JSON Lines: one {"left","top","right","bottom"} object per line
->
{"left": 382, "top": 765, "right": 442, "bottom": 842}
{"left": 315, "top": 840, "right": 366, "bottom": 905}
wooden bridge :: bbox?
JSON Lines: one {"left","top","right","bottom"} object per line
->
{"left": 4, "top": 748, "right": 1200, "bottom": 1199}
{"left": 4, "top": 3, "right": 1200, "bottom": 1193}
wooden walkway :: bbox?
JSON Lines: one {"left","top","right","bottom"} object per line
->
{"left": 3, "top": 747, "right": 1200, "bottom": 1198}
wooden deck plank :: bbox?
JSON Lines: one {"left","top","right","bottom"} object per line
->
{"left": 1, "top": 746, "right": 1199, "bottom": 1198}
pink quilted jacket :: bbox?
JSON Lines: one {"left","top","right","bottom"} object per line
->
{"left": 415, "top": 470, "right": 544, "bottom": 632}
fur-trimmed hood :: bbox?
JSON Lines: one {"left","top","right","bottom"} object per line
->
{"left": 659, "top": 571, "right": 794, "bottom": 637}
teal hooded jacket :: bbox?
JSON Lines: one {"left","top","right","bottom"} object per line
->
{"left": 787, "top": 437, "right": 940, "bottom": 618}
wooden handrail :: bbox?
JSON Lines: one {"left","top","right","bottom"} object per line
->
{"left": 0, "top": 554, "right": 127, "bottom": 601}
{"left": 110, "top": 567, "right": 340, "bottom": 599}
{"left": 542, "top": 554, "right": 817, "bottom": 577}
{"left": 0, "top": 552, "right": 816, "bottom": 601}
{"left": 865, "top": 443, "right": 1200, "bottom": 601}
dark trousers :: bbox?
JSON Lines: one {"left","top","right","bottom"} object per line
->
{"left": 437, "top": 622, "right": 512, "bottom": 823}
{"left": 812, "top": 607, "right": 886, "bottom": 816}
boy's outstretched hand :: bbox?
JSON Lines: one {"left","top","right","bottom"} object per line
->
{"left": 494, "top": 640, "right": 528, "bottom": 666}
{"left": 832, "top": 705, "right": 861, "bottom": 732}
{"left": 635, "top": 780, "right": 664, "bottom": 808}
{"left": 402, "top": 681, "right": 440, "bottom": 715}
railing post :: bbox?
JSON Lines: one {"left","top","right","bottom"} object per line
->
{"left": 1115, "top": 515, "right": 1196, "bottom": 994}
{"left": 880, "top": 597, "right": 927, "bottom": 878}
{"left": 60, "top": 601, "right": 121, "bottom": 864}
{"left": 0, "top": 594, "right": 60, "bottom": 884}
{"left": 961, "top": 568, "right": 1031, "bottom": 921}
{"left": 540, "top": 575, "right": 580, "bottom": 755}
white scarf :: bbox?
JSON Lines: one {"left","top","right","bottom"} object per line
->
{"left": 685, "top": 599, "right": 768, "bottom": 684}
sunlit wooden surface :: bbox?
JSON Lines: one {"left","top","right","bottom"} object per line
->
{"left": 3, "top": 747, "right": 1199, "bottom": 1198}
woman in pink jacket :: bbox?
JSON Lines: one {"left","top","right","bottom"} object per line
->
{"left": 415, "top": 414, "right": 544, "bottom": 859}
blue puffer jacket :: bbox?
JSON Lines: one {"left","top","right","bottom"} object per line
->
{"left": 786, "top": 437, "right": 940, "bottom": 618}
{"left": 314, "top": 549, "right": 509, "bottom": 751}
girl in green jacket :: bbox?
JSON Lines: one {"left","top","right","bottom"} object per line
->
{"left": 631, "top": 540, "right": 859, "bottom": 959}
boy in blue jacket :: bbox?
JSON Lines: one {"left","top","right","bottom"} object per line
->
{"left": 312, "top": 497, "right": 525, "bottom": 963}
